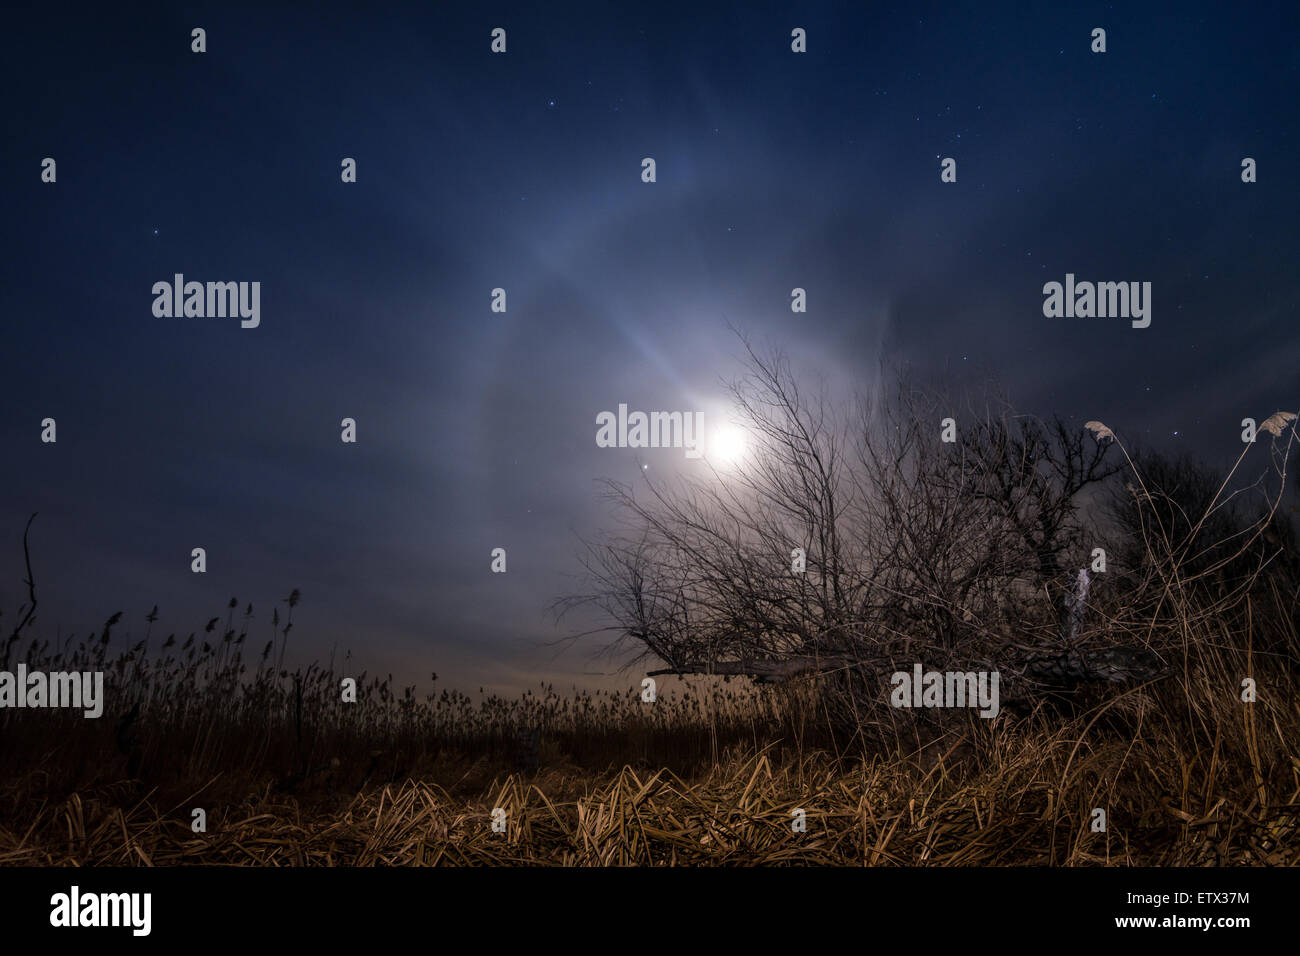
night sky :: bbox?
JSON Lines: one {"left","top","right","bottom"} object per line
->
{"left": 3, "top": 3, "right": 1297, "bottom": 694}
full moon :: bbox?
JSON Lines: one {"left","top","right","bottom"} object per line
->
{"left": 709, "top": 423, "right": 748, "bottom": 466}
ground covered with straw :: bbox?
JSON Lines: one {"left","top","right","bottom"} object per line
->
{"left": 4, "top": 715, "right": 1297, "bottom": 866}
{"left": 2, "top": 598, "right": 1298, "bottom": 866}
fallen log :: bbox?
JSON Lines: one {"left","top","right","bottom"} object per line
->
{"left": 1022, "top": 646, "right": 1169, "bottom": 684}
{"left": 647, "top": 646, "right": 1170, "bottom": 686}
{"left": 647, "top": 656, "right": 850, "bottom": 684}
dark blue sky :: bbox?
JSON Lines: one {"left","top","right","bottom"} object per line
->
{"left": 2, "top": 2, "right": 1297, "bottom": 693}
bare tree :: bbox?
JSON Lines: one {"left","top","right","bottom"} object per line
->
{"left": 560, "top": 339, "right": 1158, "bottom": 735}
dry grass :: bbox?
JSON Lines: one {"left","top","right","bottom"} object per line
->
{"left": 1, "top": 612, "right": 1297, "bottom": 866}
{"left": 2, "top": 731, "right": 1297, "bottom": 866}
